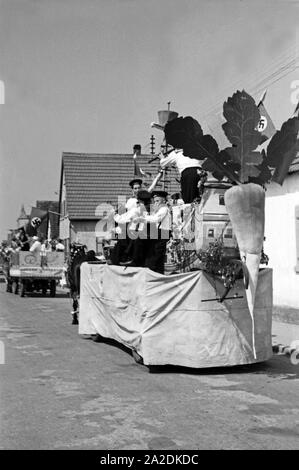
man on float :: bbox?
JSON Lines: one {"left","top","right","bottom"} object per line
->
{"left": 120, "top": 189, "right": 153, "bottom": 267}
{"left": 126, "top": 178, "right": 143, "bottom": 210}
{"left": 135, "top": 189, "right": 171, "bottom": 274}
{"left": 159, "top": 149, "right": 202, "bottom": 203}
{"left": 110, "top": 178, "right": 143, "bottom": 264}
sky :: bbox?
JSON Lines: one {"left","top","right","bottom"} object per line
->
{"left": 0, "top": 0, "right": 298, "bottom": 240}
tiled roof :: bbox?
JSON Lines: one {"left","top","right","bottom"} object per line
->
{"left": 61, "top": 153, "right": 180, "bottom": 219}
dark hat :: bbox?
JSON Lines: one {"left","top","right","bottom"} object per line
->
{"left": 151, "top": 190, "right": 168, "bottom": 198}
{"left": 136, "top": 189, "right": 152, "bottom": 201}
{"left": 171, "top": 192, "right": 181, "bottom": 200}
{"left": 129, "top": 178, "right": 143, "bottom": 188}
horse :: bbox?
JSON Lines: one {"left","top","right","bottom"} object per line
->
{"left": 66, "top": 243, "right": 98, "bottom": 324}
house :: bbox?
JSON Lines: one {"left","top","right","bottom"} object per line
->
{"left": 58, "top": 147, "right": 180, "bottom": 254}
{"left": 264, "top": 154, "right": 299, "bottom": 311}
{"left": 194, "top": 183, "right": 237, "bottom": 251}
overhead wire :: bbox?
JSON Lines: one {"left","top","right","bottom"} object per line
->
{"left": 201, "top": 46, "right": 299, "bottom": 119}
{"left": 203, "top": 45, "right": 297, "bottom": 111}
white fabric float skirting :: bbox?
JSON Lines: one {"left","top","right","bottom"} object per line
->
{"left": 79, "top": 264, "right": 273, "bottom": 368}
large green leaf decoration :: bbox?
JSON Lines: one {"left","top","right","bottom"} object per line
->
{"left": 248, "top": 150, "right": 272, "bottom": 186}
{"left": 164, "top": 116, "right": 203, "bottom": 151}
{"left": 164, "top": 115, "right": 240, "bottom": 183}
{"left": 265, "top": 117, "right": 299, "bottom": 185}
{"left": 222, "top": 90, "right": 264, "bottom": 182}
{"left": 202, "top": 148, "right": 240, "bottom": 181}
{"left": 162, "top": 93, "right": 299, "bottom": 187}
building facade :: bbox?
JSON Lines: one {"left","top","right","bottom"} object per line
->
{"left": 264, "top": 156, "right": 299, "bottom": 310}
{"left": 58, "top": 150, "right": 180, "bottom": 254}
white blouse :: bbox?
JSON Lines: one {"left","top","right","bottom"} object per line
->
{"left": 160, "top": 149, "right": 202, "bottom": 175}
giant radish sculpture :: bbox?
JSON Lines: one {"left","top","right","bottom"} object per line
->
{"left": 164, "top": 90, "right": 299, "bottom": 359}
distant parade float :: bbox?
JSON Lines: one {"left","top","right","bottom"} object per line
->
{"left": 77, "top": 90, "right": 299, "bottom": 369}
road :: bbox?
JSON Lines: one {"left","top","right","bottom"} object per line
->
{"left": 0, "top": 282, "right": 299, "bottom": 450}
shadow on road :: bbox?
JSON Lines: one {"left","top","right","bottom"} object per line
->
{"left": 81, "top": 334, "right": 299, "bottom": 379}
{"left": 17, "top": 292, "right": 69, "bottom": 299}
{"left": 145, "top": 356, "right": 299, "bottom": 379}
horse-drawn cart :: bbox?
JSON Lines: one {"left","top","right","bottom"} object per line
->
{"left": 8, "top": 251, "right": 65, "bottom": 297}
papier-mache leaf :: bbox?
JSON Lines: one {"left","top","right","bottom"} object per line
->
{"left": 164, "top": 116, "right": 203, "bottom": 152}
{"left": 194, "top": 134, "right": 219, "bottom": 160}
{"left": 221, "top": 90, "right": 264, "bottom": 182}
{"left": 202, "top": 148, "right": 240, "bottom": 181}
{"left": 164, "top": 115, "right": 221, "bottom": 164}
{"left": 164, "top": 114, "right": 241, "bottom": 183}
{"left": 266, "top": 117, "right": 299, "bottom": 185}
{"left": 248, "top": 150, "right": 272, "bottom": 186}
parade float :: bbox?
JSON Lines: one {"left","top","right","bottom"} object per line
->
{"left": 78, "top": 90, "right": 299, "bottom": 369}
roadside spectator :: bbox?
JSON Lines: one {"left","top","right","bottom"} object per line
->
{"left": 30, "top": 236, "right": 42, "bottom": 253}
{"left": 41, "top": 239, "right": 52, "bottom": 254}
{"left": 40, "top": 239, "right": 52, "bottom": 266}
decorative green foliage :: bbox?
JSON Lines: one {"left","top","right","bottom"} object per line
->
{"left": 165, "top": 115, "right": 240, "bottom": 184}
{"left": 164, "top": 116, "right": 203, "bottom": 152}
{"left": 265, "top": 117, "right": 299, "bottom": 185}
{"left": 162, "top": 90, "right": 299, "bottom": 187}
{"left": 221, "top": 90, "right": 264, "bottom": 182}
{"left": 248, "top": 150, "right": 272, "bottom": 186}
{"left": 202, "top": 148, "right": 240, "bottom": 182}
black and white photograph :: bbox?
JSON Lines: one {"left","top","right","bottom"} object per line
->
{"left": 0, "top": 0, "right": 299, "bottom": 454}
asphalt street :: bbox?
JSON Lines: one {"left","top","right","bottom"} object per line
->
{"left": 0, "top": 283, "right": 299, "bottom": 450}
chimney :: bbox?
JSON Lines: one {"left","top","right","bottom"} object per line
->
{"left": 133, "top": 144, "right": 141, "bottom": 156}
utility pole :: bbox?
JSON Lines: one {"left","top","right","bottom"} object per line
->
{"left": 162, "top": 101, "right": 171, "bottom": 192}
{"left": 150, "top": 135, "right": 155, "bottom": 155}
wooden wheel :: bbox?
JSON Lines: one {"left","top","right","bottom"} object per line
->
{"left": 19, "top": 281, "right": 25, "bottom": 297}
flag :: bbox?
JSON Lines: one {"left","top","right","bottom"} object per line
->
{"left": 256, "top": 90, "right": 276, "bottom": 142}
{"left": 133, "top": 153, "right": 152, "bottom": 179}
{"left": 25, "top": 207, "right": 48, "bottom": 237}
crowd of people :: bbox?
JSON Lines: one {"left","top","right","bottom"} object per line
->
{"left": 108, "top": 155, "right": 204, "bottom": 274}
{"left": 110, "top": 179, "right": 171, "bottom": 274}
{"left": 0, "top": 230, "right": 65, "bottom": 259}
{"left": 1, "top": 148, "right": 203, "bottom": 278}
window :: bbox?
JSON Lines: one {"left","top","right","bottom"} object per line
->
{"left": 224, "top": 228, "right": 233, "bottom": 238}
{"left": 208, "top": 228, "right": 214, "bottom": 238}
{"left": 219, "top": 194, "right": 225, "bottom": 205}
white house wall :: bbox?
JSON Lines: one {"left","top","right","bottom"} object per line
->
{"left": 59, "top": 217, "right": 70, "bottom": 240}
{"left": 264, "top": 174, "right": 299, "bottom": 308}
{"left": 70, "top": 220, "right": 98, "bottom": 252}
